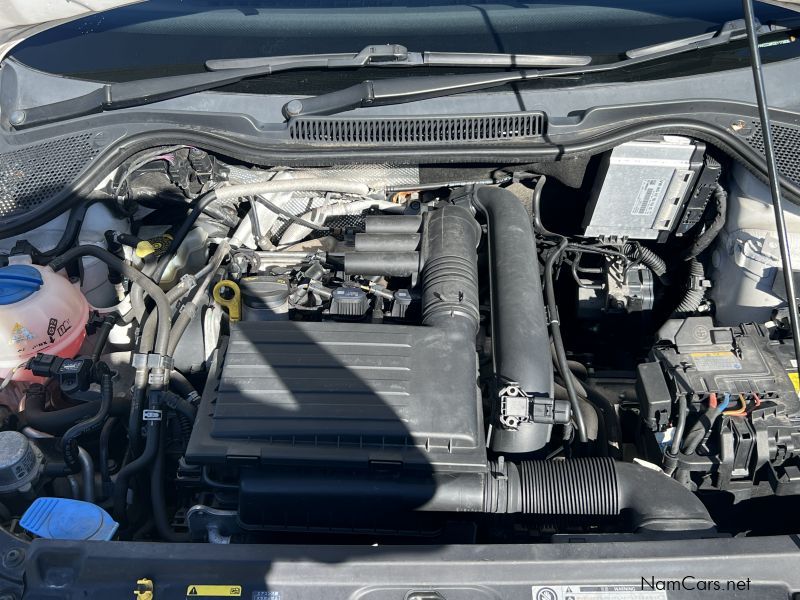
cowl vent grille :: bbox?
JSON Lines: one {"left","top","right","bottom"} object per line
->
{"left": 288, "top": 113, "right": 545, "bottom": 144}
{"left": 0, "top": 133, "right": 99, "bottom": 220}
{"left": 748, "top": 121, "right": 800, "bottom": 186}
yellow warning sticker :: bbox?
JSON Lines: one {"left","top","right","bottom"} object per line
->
{"left": 689, "top": 351, "right": 742, "bottom": 372}
{"left": 186, "top": 585, "right": 242, "bottom": 597}
{"left": 789, "top": 372, "right": 800, "bottom": 393}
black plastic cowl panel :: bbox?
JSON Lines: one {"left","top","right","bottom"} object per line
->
{"left": 288, "top": 112, "right": 545, "bottom": 144}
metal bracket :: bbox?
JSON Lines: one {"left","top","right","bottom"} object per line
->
{"left": 132, "top": 353, "right": 175, "bottom": 371}
{"left": 186, "top": 505, "right": 241, "bottom": 543}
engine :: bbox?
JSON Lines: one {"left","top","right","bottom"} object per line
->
{"left": 0, "top": 139, "right": 798, "bottom": 545}
{"left": 185, "top": 196, "right": 562, "bottom": 530}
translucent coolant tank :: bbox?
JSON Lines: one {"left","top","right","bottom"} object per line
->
{"left": 0, "top": 264, "right": 88, "bottom": 381}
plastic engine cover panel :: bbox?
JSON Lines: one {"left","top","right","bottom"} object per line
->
{"left": 186, "top": 320, "right": 487, "bottom": 471}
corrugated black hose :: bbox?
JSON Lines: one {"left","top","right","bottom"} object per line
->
{"left": 682, "top": 184, "right": 728, "bottom": 260}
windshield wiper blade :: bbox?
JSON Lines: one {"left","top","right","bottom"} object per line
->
{"left": 12, "top": 44, "right": 591, "bottom": 129}
{"left": 206, "top": 44, "right": 592, "bottom": 70}
{"left": 282, "top": 18, "right": 800, "bottom": 118}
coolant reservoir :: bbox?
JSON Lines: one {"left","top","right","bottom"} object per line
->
{"left": 0, "top": 265, "right": 89, "bottom": 381}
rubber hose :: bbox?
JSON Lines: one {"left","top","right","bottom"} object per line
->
{"left": 60, "top": 365, "right": 113, "bottom": 474}
{"left": 151, "top": 418, "right": 190, "bottom": 542}
{"left": 506, "top": 458, "right": 714, "bottom": 532}
{"left": 675, "top": 259, "right": 706, "bottom": 314}
{"left": 127, "top": 385, "right": 147, "bottom": 458}
{"left": 554, "top": 379, "right": 598, "bottom": 442}
{"left": 113, "top": 391, "right": 162, "bottom": 523}
{"left": 582, "top": 382, "right": 622, "bottom": 452}
{"left": 150, "top": 190, "right": 219, "bottom": 285}
{"left": 99, "top": 416, "right": 117, "bottom": 494}
{"left": 138, "top": 277, "right": 196, "bottom": 356}
{"left": 34, "top": 197, "right": 103, "bottom": 262}
{"left": 566, "top": 360, "right": 589, "bottom": 380}
{"left": 531, "top": 178, "right": 586, "bottom": 444}
{"left": 169, "top": 370, "right": 199, "bottom": 403}
{"left": 91, "top": 314, "right": 116, "bottom": 363}
{"left": 577, "top": 395, "right": 600, "bottom": 443}
{"left": 77, "top": 447, "right": 95, "bottom": 503}
{"left": 683, "top": 183, "right": 727, "bottom": 260}
{"left": 161, "top": 391, "right": 197, "bottom": 423}
{"left": 21, "top": 383, "right": 129, "bottom": 436}
{"left": 670, "top": 394, "right": 689, "bottom": 459}
{"left": 545, "top": 239, "right": 588, "bottom": 444}
{"left": 167, "top": 239, "right": 229, "bottom": 355}
{"left": 127, "top": 264, "right": 157, "bottom": 325}
{"left": 49, "top": 246, "right": 172, "bottom": 361}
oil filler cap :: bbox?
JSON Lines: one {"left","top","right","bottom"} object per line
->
{"left": 0, "top": 265, "right": 43, "bottom": 305}
{"left": 20, "top": 498, "right": 118, "bottom": 541}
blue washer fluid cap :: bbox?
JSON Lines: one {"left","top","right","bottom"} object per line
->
{"left": 0, "top": 265, "right": 43, "bottom": 305}
{"left": 20, "top": 498, "right": 118, "bottom": 541}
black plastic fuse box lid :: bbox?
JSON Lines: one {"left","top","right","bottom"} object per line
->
{"left": 652, "top": 317, "right": 800, "bottom": 415}
{"left": 185, "top": 320, "right": 487, "bottom": 471}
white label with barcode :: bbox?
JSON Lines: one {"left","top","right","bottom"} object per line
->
{"left": 631, "top": 178, "right": 666, "bottom": 216}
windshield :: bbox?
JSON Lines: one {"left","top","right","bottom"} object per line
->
{"left": 7, "top": 0, "right": 800, "bottom": 88}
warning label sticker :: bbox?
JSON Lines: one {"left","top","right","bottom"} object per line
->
{"left": 689, "top": 351, "right": 742, "bottom": 372}
{"left": 532, "top": 585, "right": 666, "bottom": 600}
{"left": 789, "top": 372, "right": 800, "bottom": 393}
{"left": 631, "top": 178, "right": 666, "bottom": 216}
{"left": 187, "top": 585, "right": 242, "bottom": 597}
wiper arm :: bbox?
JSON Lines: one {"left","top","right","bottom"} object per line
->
{"left": 283, "top": 18, "right": 799, "bottom": 118}
{"left": 12, "top": 44, "right": 591, "bottom": 129}
{"left": 625, "top": 17, "right": 797, "bottom": 59}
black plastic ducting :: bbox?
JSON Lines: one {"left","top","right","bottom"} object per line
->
{"left": 242, "top": 457, "right": 714, "bottom": 533}
{"left": 496, "top": 458, "right": 716, "bottom": 532}
{"left": 471, "top": 185, "right": 555, "bottom": 453}
{"left": 421, "top": 204, "right": 481, "bottom": 333}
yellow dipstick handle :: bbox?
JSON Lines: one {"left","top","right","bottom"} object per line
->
{"left": 213, "top": 280, "right": 241, "bottom": 322}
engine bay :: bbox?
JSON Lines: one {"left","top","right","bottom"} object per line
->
{"left": 0, "top": 135, "right": 798, "bottom": 544}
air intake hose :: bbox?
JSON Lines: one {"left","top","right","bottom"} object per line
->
{"left": 487, "top": 458, "right": 714, "bottom": 532}
{"left": 421, "top": 204, "right": 481, "bottom": 333}
{"left": 471, "top": 186, "right": 555, "bottom": 453}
